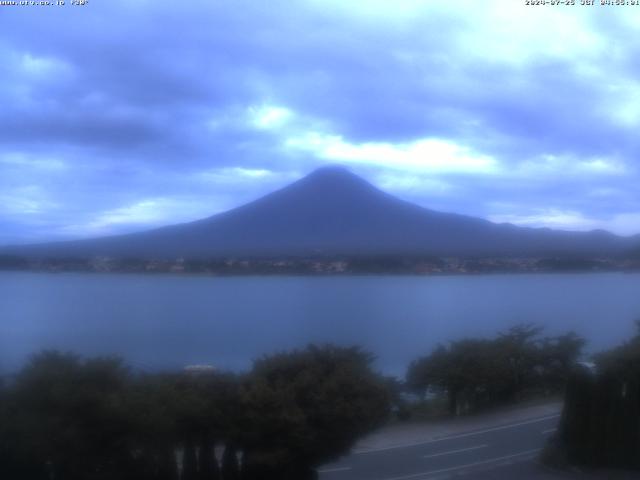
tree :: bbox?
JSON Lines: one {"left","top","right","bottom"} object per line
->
{"left": 238, "top": 345, "right": 390, "bottom": 479}
{"left": 407, "top": 325, "right": 585, "bottom": 415}
{"left": 221, "top": 444, "right": 241, "bottom": 480}
{"left": 496, "top": 324, "right": 543, "bottom": 401}
{"left": 197, "top": 432, "right": 220, "bottom": 480}
{"left": 126, "top": 369, "right": 240, "bottom": 480}
{"left": 408, "top": 338, "right": 512, "bottom": 415}
{"left": 553, "top": 323, "right": 640, "bottom": 471}
{"left": 0, "top": 346, "right": 391, "bottom": 479}
{"left": 0, "top": 373, "right": 45, "bottom": 479}
{"left": 538, "top": 332, "right": 586, "bottom": 393}
{"left": 7, "top": 351, "right": 135, "bottom": 480}
{"left": 125, "top": 373, "right": 181, "bottom": 480}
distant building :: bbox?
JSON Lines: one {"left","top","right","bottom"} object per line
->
{"left": 183, "top": 364, "right": 216, "bottom": 375}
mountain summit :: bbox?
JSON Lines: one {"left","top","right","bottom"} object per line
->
{"left": 2, "top": 166, "right": 636, "bottom": 259}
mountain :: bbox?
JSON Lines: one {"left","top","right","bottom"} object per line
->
{"left": 2, "top": 166, "right": 638, "bottom": 259}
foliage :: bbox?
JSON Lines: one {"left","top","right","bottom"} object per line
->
{"left": 552, "top": 322, "right": 640, "bottom": 471}
{"left": 239, "top": 345, "right": 390, "bottom": 479}
{"left": 407, "top": 324, "right": 585, "bottom": 415}
{"left": 0, "top": 351, "right": 133, "bottom": 480}
{"left": 0, "top": 345, "right": 389, "bottom": 479}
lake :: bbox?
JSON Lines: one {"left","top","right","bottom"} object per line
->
{"left": 1, "top": 272, "right": 639, "bottom": 376}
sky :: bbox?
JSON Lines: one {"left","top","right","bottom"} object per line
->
{"left": 1, "top": 0, "right": 639, "bottom": 245}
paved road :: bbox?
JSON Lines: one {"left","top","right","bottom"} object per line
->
{"left": 318, "top": 411, "right": 564, "bottom": 480}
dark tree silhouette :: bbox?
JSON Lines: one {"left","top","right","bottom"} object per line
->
{"left": 407, "top": 325, "right": 585, "bottom": 415}
{"left": 238, "top": 345, "right": 390, "bottom": 479}
{"left": 183, "top": 438, "right": 198, "bottom": 480}
{"left": 3, "top": 351, "right": 135, "bottom": 480}
{"left": 197, "top": 434, "right": 220, "bottom": 480}
{"left": 0, "top": 345, "right": 389, "bottom": 479}
{"left": 552, "top": 322, "right": 640, "bottom": 471}
{"left": 221, "top": 444, "right": 240, "bottom": 480}
{"left": 538, "top": 332, "right": 586, "bottom": 393}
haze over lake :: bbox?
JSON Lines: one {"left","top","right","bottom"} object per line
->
{"left": 1, "top": 272, "right": 639, "bottom": 376}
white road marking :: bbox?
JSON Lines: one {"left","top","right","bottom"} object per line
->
{"left": 422, "top": 444, "right": 488, "bottom": 459}
{"left": 356, "top": 414, "right": 560, "bottom": 454}
{"left": 382, "top": 448, "right": 542, "bottom": 480}
{"left": 318, "top": 466, "right": 352, "bottom": 473}
{"left": 426, "top": 414, "right": 561, "bottom": 442}
{"left": 542, "top": 428, "right": 557, "bottom": 434}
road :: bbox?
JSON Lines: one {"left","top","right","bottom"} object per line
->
{"left": 318, "top": 408, "right": 567, "bottom": 480}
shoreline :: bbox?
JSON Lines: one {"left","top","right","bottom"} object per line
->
{"left": 1, "top": 267, "right": 639, "bottom": 277}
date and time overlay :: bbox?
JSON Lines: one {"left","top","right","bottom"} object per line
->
{"left": 2, "top": 0, "right": 640, "bottom": 6}
{"left": 1, "top": 0, "right": 88, "bottom": 6}
{"left": 526, "top": 0, "right": 640, "bottom": 5}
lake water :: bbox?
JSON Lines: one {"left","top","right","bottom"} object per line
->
{"left": 1, "top": 272, "right": 639, "bottom": 376}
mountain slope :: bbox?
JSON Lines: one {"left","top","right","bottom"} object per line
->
{"left": 2, "top": 166, "right": 637, "bottom": 258}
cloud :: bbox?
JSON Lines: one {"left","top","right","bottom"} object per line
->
{"left": 0, "top": 185, "right": 59, "bottom": 216}
{"left": 0, "top": 0, "right": 639, "bottom": 242}
{"left": 490, "top": 209, "right": 603, "bottom": 232}
{"left": 60, "top": 197, "right": 217, "bottom": 238}
{"left": 375, "top": 173, "right": 454, "bottom": 196}
{"left": 19, "top": 52, "right": 73, "bottom": 78}
{"left": 285, "top": 133, "right": 499, "bottom": 174}
{"left": 192, "top": 166, "right": 299, "bottom": 190}
{"left": 250, "top": 105, "right": 294, "bottom": 130}
{"left": 490, "top": 209, "right": 640, "bottom": 236}
{"left": 0, "top": 152, "right": 68, "bottom": 171}
{"left": 515, "top": 154, "right": 628, "bottom": 178}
